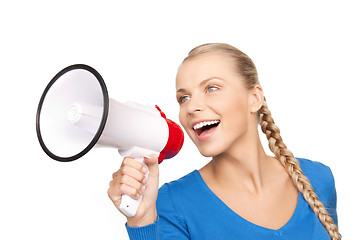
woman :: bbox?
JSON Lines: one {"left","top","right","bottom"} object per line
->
{"left": 108, "top": 43, "right": 340, "bottom": 239}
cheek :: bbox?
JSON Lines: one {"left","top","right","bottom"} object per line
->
{"left": 178, "top": 108, "right": 191, "bottom": 135}
{"left": 178, "top": 110, "right": 198, "bottom": 145}
{"left": 212, "top": 93, "right": 248, "bottom": 116}
{"left": 221, "top": 98, "right": 250, "bottom": 130}
{"left": 178, "top": 108, "right": 186, "bottom": 127}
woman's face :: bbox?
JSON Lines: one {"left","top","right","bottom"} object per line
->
{"left": 176, "top": 53, "right": 261, "bottom": 157}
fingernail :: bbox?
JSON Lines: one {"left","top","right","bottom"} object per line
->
{"left": 144, "top": 155, "right": 151, "bottom": 159}
{"left": 142, "top": 177, "right": 147, "bottom": 185}
{"left": 142, "top": 167, "right": 148, "bottom": 174}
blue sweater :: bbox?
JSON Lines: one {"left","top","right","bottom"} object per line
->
{"left": 126, "top": 158, "right": 338, "bottom": 239}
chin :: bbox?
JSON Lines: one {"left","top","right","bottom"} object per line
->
{"left": 188, "top": 133, "right": 226, "bottom": 157}
{"left": 196, "top": 143, "right": 224, "bottom": 158}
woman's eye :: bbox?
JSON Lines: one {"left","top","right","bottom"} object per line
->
{"left": 179, "top": 95, "right": 190, "bottom": 104}
{"left": 206, "top": 85, "right": 219, "bottom": 93}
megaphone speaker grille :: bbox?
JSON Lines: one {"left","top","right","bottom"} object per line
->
{"left": 36, "top": 64, "right": 109, "bottom": 162}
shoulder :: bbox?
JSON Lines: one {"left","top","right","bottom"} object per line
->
{"left": 296, "top": 158, "right": 337, "bottom": 210}
{"left": 297, "top": 157, "right": 335, "bottom": 187}
{"left": 155, "top": 171, "right": 202, "bottom": 230}
{"left": 157, "top": 170, "right": 208, "bottom": 217}
{"left": 158, "top": 170, "right": 201, "bottom": 201}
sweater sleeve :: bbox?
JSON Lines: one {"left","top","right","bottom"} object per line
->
{"left": 156, "top": 183, "right": 190, "bottom": 239}
{"left": 125, "top": 183, "right": 190, "bottom": 240}
{"left": 126, "top": 219, "right": 160, "bottom": 240}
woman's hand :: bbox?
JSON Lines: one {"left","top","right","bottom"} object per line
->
{"left": 108, "top": 154, "right": 159, "bottom": 227}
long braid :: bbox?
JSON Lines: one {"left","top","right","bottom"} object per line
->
{"left": 259, "top": 98, "right": 341, "bottom": 240}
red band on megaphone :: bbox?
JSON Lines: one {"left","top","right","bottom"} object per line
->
{"left": 155, "top": 105, "right": 166, "bottom": 119}
{"left": 159, "top": 118, "right": 184, "bottom": 163}
{"left": 155, "top": 105, "right": 184, "bottom": 164}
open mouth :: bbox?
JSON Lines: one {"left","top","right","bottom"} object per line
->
{"left": 193, "top": 120, "right": 220, "bottom": 136}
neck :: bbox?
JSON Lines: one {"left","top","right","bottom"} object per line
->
{"left": 203, "top": 130, "right": 277, "bottom": 196}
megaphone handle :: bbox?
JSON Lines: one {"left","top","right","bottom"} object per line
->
{"left": 119, "top": 157, "right": 149, "bottom": 217}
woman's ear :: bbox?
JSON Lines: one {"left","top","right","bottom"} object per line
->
{"left": 249, "top": 85, "right": 264, "bottom": 113}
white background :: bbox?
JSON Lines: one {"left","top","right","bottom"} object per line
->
{"left": 1, "top": 1, "right": 357, "bottom": 239}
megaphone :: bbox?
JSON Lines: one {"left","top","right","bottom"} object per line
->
{"left": 36, "top": 64, "right": 184, "bottom": 217}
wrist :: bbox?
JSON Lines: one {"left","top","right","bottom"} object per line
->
{"left": 127, "top": 209, "right": 157, "bottom": 227}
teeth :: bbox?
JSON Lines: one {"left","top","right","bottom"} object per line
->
{"left": 193, "top": 120, "right": 220, "bottom": 130}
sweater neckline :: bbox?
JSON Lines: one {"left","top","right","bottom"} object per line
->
{"left": 191, "top": 169, "right": 304, "bottom": 233}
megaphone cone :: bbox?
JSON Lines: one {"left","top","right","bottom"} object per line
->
{"left": 36, "top": 64, "right": 109, "bottom": 162}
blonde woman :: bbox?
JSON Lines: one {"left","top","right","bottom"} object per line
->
{"left": 108, "top": 43, "right": 340, "bottom": 239}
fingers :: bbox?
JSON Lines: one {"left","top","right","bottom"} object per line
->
{"left": 108, "top": 155, "right": 160, "bottom": 223}
{"left": 115, "top": 163, "right": 147, "bottom": 183}
{"left": 121, "top": 157, "right": 148, "bottom": 176}
{"left": 109, "top": 157, "right": 148, "bottom": 201}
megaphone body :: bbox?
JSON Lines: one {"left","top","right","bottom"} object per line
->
{"left": 36, "top": 64, "right": 184, "bottom": 217}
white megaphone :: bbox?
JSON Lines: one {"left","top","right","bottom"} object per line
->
{"left": 36, "top": 64, "right": 184, "bottom": 217}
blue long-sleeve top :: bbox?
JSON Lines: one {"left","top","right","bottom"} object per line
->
{"left": 126, "top": 158, "right": 338, "bottom": 239}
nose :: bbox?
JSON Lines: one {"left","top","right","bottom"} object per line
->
{"left": 187, "top": 95, "right": 205, "bottom": 115}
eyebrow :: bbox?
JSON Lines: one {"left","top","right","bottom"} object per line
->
{"left": 176, "top": 77, "right": 223, "bottom": 93}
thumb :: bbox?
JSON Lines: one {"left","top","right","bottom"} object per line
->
{"left": 144, "top": 154, "right": 159, "bottom": 178}
{"left": 140, "top": 154, "right": 159, "bottom": 208}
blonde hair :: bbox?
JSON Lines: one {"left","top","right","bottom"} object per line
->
{"left": 184, "top": 43, "right": 341, "bottom": 240}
